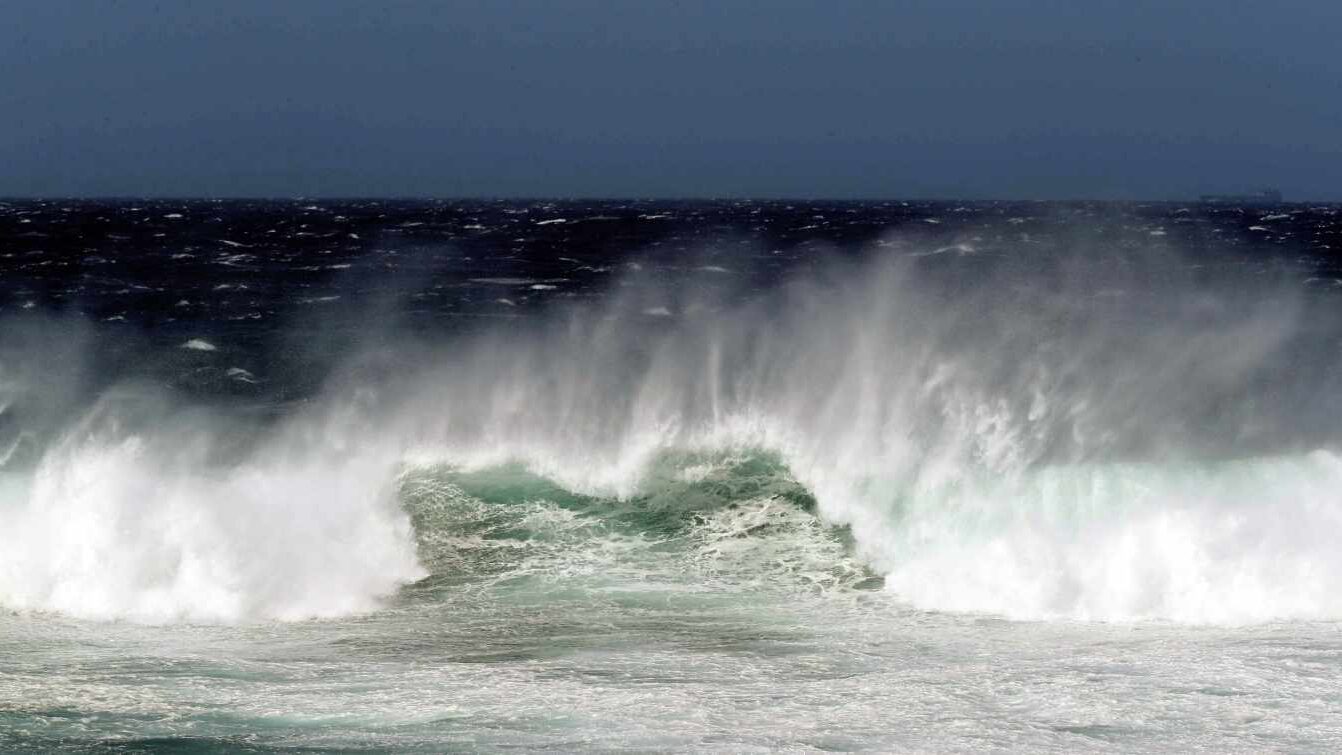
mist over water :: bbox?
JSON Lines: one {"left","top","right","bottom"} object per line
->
{"left": 2, "top": 210, "right": 1341, "bottom": 624}
{"left": 3, "top": 200, "right": 1342, "bottom": 750}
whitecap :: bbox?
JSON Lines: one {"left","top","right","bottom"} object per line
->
{"left": 469, "top": 277, "right": 535, "bottom": 285}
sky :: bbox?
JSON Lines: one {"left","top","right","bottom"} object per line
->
{"left": 2, "top": 0, "right": 1339, "bottom": 200}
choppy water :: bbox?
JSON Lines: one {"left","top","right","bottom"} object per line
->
{"left": 3, "top": 199, "right": 1342, "bottom": 751}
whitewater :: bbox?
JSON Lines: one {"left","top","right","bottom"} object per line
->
{"left": 2, "top": 199, "right": 1342, "bottom": 751}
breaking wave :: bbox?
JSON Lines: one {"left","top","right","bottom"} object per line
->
{"left": 3, "top": 243, "right": 1342, "bottom": 624}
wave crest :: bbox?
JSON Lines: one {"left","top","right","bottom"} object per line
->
{"left": 4, "top": 244, "right": 1342, "bottom": 625}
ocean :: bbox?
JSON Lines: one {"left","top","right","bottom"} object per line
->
{"left": 2, "top": 198, "right": 1341, "bottom": 752}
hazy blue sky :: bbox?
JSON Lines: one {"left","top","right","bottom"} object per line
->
{"left": 3, "top": 1, "right": 1339, "bottom": 199}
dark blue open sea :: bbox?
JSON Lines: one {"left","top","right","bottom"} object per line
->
{"left": 3, "top": 198, "right": 1342, "bottom": 752}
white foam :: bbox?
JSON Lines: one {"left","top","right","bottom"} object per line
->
{"left": 180, "top": 339, "right": 217, "bottom": 352}
{"left": 0, "top": 401, "right": 423, "bottom": 624}
{"left": 823, "top": 453, "right": 1342, "bottom": 624}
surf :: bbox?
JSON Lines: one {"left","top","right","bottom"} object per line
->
{"left": 3, "top": 239, "right": 1341, "bottom": 625}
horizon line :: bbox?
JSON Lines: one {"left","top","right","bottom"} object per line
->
{"left": 0, "top": 194, "right": 1332, "bottom": 204}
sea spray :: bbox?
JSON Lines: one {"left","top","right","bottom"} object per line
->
{"left": 3, "top": 237, "right": 1341, "bottom": 623}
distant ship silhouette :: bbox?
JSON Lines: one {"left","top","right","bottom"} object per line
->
{"left": 1199, "top": 188, "right": 1283, "bottom": 204}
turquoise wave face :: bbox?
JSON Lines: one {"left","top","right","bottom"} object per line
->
{"left": 395, "top": 450, "right": 880, "bottom": 602}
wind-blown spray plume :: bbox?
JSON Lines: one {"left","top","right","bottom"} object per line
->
{"left": 2, "top": 240, "right": 1341, "bottom": 624}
